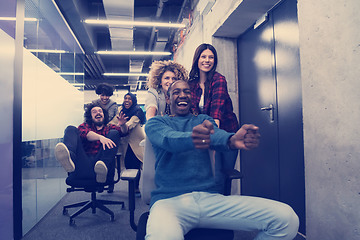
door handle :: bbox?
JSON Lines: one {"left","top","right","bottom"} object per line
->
{"left": 261, "top": 104, "right": 274, "bottom": 122}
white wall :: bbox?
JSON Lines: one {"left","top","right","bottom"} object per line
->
{"left": 22, "top": 49, "right": 84, "bottom": 141}
{"left": 298, "top": 0, "right": 360, "bottom": 239}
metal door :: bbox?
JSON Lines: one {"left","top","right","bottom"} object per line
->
{"left": 237, "top": 0, "right": 305, "bottom": 234}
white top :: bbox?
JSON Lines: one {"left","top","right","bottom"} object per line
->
{"left": 199, "top": 94, "right": 205, "bottom": 113}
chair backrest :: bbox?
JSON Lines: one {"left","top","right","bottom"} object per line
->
{"left": 139, "top": 138, "right": 156, "bottom": 204}
{"left": 136, "top": 138, "right": 235, "bottom": 240}
{"left": 139, "top": 138, "right": 216, "bottom": 204}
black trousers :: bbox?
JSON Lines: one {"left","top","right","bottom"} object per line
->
{"left": 63, "top": 125, "right": 120, "bottom": 182}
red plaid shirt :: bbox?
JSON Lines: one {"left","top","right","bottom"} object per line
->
{"left": 189, "top": 72, "right": 239, "bottom": 133}
{"left": 78, "top": 123, "right": 126, "bottom": 156}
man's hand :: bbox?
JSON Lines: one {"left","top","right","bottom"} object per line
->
{"left": 192, "top": 120, "right": 215, "bottom": 149}
{"left": 99, "top": 135, "right": 117, "bottom": 150}
{"left": 229, "top": 124, "right": 260, "bottom": 150}
{"left": 116, "top": 111, "right": 128, "bottom": 127}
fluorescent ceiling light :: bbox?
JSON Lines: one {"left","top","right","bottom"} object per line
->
{"left": 0, "top": 17, "right": 38, "bottom": 22}
{"left": 28, "top": 49, "right": 68, "bottom": 53}
{"left": 85, "top": 19, "right": 185, "bottom": 28}
{"left": 103, "top": 73, "right": 149, "bottom": 77}
{"left": 59, "top": 72, "right": 84, "bottom": 76}
{"left": 97, "top": 50, "right": 171, "bottom": 56}
{"left": 71, "top": 83, "right": 85, "bottom": 86}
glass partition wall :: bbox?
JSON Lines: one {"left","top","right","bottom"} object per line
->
{"left": 0, "top": 1, "right": 17, "bottom": 239}
{"left": 0, "top": 0, "right": 85, "bottom": 236}
{"left": 21, "top": 0, "right": 85, "bottom": 235}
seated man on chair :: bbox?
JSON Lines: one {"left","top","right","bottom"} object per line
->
{"left": 144, "top": 80, "right": 299, "bottom": 240}
{"left": 55, "top": 103, "right": 128, "bottom": 183}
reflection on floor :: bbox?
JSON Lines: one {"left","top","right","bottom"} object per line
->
{"left": 22, "top": 166, "right": 67, "bottom": 234}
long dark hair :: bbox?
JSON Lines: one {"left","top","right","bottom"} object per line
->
{"left": 189, "top": 43, "right": 218, "bottom": 82}
{"left": 84, "top": 103, "right": 109, "bottom": 125}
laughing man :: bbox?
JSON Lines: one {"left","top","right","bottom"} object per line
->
{"left": 144, "top": 80, "right": 299, "bottom": 240}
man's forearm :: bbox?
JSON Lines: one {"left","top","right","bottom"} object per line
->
{"left": 86, "top": 131, "right": 103, "bottom": 141}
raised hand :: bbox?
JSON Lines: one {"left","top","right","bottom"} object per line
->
{"left": 192, "top": 120, "right": 215, "bottom": 149}
{"left": 99, "top": 135, "right": 117, "bottom": 150}
{"left": 229, "top": 124, "right": 260, "bottom": 150}
{"left": 116, "top": 111, "right": 128, "bottom": 127}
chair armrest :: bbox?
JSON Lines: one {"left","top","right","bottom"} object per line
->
{"left": 120, "top": 169, "right": 140, "bottom": 232}
{"left": 222, "top": 169, "right": 243, "bottom": 196}
{"left": 120, "top": 169, "right": 140, "bottom": 181}
{"left": 223, "top": 169, "right": 243, "bottom": 180}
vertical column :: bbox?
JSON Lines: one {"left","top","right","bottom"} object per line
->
{"left": 14, "top": 0, "right": 25, "bottom": 239}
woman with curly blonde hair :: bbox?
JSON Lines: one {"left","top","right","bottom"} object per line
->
{"left": 145, "top": 60, "right": 188, "bottom": 120}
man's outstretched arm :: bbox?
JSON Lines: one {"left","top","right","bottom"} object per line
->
{"left": 191, "top": 120, "right": 260, "bottom": 151}
{"left": 228, "top": 124, "right": 260, "bottom": 150}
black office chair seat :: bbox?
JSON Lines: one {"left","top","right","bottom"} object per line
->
{"left": 62, "top": 153, "right": 124, "bottom": 226}
{"left": 65, "top": 175, "right": 108, "bottom": 190}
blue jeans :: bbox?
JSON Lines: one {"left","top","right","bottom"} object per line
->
{"left": 146, "top": 192, "right": 299, "bottom": 240}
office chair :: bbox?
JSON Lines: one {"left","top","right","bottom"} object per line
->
{"left": 63, "top": 153, "right": 125, "bottom": 226}
{"left": 121, "top": 138, "right": 243, "bottom": 240}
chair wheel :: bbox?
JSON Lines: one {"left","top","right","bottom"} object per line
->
{"left": 63, "top": 209, "right": 68, "bottom": 215}
{"left": 69, "top": 219, "right": 75, "bottom": 226}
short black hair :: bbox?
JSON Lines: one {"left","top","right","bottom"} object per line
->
{"left": 95, "top": 83, "right": 114, "bottom": 96}
{"left": 167, "top": 80, "right": 189, "bottom": 98}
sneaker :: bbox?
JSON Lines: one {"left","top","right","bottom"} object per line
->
{"left": 94, "top": 161, "right": 108, "bottom": 183}
{"left": 55, "top": 143, "right": 75, "bottom": 172}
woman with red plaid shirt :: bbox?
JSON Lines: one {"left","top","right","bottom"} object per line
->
{"left": 188, "top": 43, "right": 240, "bottom": 193}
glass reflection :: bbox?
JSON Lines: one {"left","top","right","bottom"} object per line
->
{"left": 21, "top": 0, "right": 85, "bottom": 234}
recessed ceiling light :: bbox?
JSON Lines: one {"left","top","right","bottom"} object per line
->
{"left": 96, "top": 50, "right": 171, "bottom": 56}
{"left": 59, "top": 72, "right": 84, "bottom": 76}
{"left": 84, "top": 19, "right": 185, "bottom": 28}
{"left": 103, "top": 73, "right": 149, "bottom": 77}
{"left": 0, "top": 17, "right": 38, "bottom": 22}
{"left": 28, "top": 49, "right": 68, "bottom": 53}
